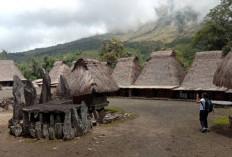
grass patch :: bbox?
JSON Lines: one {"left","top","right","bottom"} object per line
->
{"left": 104, "top": 106, "right": 123, "bottom": 114}
{"left": 213, "top": 116, "right": 229, "bottom": 125}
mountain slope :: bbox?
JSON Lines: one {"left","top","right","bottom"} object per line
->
{"left": 7, "top": 8, "right": 202, "bottom": 63}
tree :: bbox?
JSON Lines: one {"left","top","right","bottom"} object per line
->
{"left": 192, "top": 0, "right": 232, "bottom": 54}
{"left": 99, "top": 39, "right": 131, "bottom": 67}
{"left": 0, "top": 50, "right": 7, "bottom": 59}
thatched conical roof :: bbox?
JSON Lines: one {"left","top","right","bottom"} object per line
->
{"left": 0, "top": 60, "right": 26, "bottom": 82}
{"left": 49, "top": 61, "right": 70, "bottom": 86}
{"left": 112, "top": 56, "right": 141, "bottom": 87}
{"left": 176, "top": 51, "right": 227, "bottom": 91}
{"left": 133, "top": 51, "right": 186, "bottom": 89}
{"left": 213, "top": 49, "right": 232, "bottom": 89}
{"left": 65, "top": 58, "right": 119, "bottom": 96}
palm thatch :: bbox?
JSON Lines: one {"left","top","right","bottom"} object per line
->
{"left": 176, "top": 51, "right": 227, "bottom": 91}
{"left": 112, "top": 56, "right": 141, "bottom": 87}
{"left": 49, "top": 61, "right": 70, "bottom": 86}
{"left": 133, "top": 51, "right": 186, "bottom": 89}
{"left": 101, "top": 61, "right": 113, "bottom": 75}
{"left": 65, "top": 58, "right": 119, "bottom": 97}
{"left": 0, "top": 60, "right": 26, "bottom": 83}
{"left": 213, "top": 49, "right": 232, "bottom": 89}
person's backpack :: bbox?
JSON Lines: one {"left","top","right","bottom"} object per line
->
{"left": 205, "top": 99, "right": 213, "bottom": 112}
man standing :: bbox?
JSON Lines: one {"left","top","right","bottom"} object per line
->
{"left": 196, "top": 93, "right": 209, "bottom": 133}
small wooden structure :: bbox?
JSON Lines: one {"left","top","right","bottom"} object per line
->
{"left": 174, "top": 51, "right": 227, "bottom": 100}
{"left": 133, "top": 51, "right": 186, "bottom": 98}
{"left": 112, "top": 56, "right": 141, "bottom": 97}
{"left": 0, "top": 60, "right": 26, "bottom": 86}
{"left": 64, "top": 58, "right": 119, "bottom": 109}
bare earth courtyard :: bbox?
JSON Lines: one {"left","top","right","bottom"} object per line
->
{"left": 0, "top": 98, "right": 232, "bottom": 157}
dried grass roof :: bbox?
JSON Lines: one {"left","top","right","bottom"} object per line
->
{"left": 134, "top": 51, "right": 186, "bottom": 88}
{"left": 176, "top": 51, "right": 227, "bottom": 91}
{"left": 101, "top": 61, "right": 113, "bottom": 75}
{"left": 112, "top": 56, "right": 141, "bottom": 87}
{"left": 0, "top": 60, "right": 26, "bottom": 82}
{"left": 65, "top": 58, "right": 119, "bottom": 96}
{"left": 213, "top": 49, "right": 232, "bottom": 89}
{"left": 49, "top": 61, "right": 70, "bottom": 86}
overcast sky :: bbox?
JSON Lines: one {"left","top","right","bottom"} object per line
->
{"left": 0, "top": 0, "right": 220, "bottom": 52}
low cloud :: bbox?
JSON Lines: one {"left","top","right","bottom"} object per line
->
{"left": 0, "top": 0, "right": 220, "bottom": 52}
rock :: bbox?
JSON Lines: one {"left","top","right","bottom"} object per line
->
{"left": 102, "top": 113, "right": 121, "bottom": 124}
{"left": 0, "top": 107, "right": 4, "bottom": 112}
{"left": 42, "top": 124, "right": 49, "bottom": 140}
{"left": 80, "top": 101, "right": 92, "bottom": 133}
{"left": 98, "top": 109, "right": 106, "bottom": 123}
{"left": 92, "top": 137, "right": 98, "bottom": 141}
{"left": 7, "top": 104, "right": 13, "bottom": 111}
{"left": 71, "top": 108, "right": 84, "bottom": 137}
{"left": 35, "top": 122, "right": 42, "bottom": 140}
{"left": 55, "top": 123, "right": 63, "bottom": 139}
{"left": 30, "top": 129, "right": 36, "bottom": 138}
{"left": 24, "top": 80, "right": 37, "bottom": 107}
{"left": 12, "top": 75, "right": 26, "bottom": 124}
{"left": 63, "top": 110, "right": 75, "bottom": 140}
{"left": 10, "top": 125, "right": 22, "bottom": 137}
{"left": 48, "top": 127, "right": 55, "bottom": 140}
{"left": 50, "top": 114, "right": 55, "bottom": 127}
{"left": 60, "top": 75, "right": 70, "bottom": 98}
{"left": 39, "top": 68, "right": 51, "bottom": 103}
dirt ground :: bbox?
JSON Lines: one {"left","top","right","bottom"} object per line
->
{"left": 1, "top": 98, "right": 232, "bottom": 157}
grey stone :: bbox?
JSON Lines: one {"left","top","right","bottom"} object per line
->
{"left": 81, "top": 101, "right": 91, "bottom": 133}
{"left": 42, "top": 124, "right": 49, "bottom": 140}
{"left": 10, "top": 125, "right": 22, "bottom": 137}
{"left": 50, "top": 114, "right": 55, "bottom": 127}
{"left": 56, "top": 114, "right": 61, "bottom": 123}
{"left": 0, "top": 107, "right": 4, "bottom": 112}
{"left": 12, "top": 75, "right": 25, "bottom": 124}
{"left": 24, "top": 80, "right": 37, "bottom": 107}
{"left": 55, "top": 123, "right": 63, "bottom": 139}
{"left": 63, "top": 110, "right": 75, "bottom": 140}
{"left": 30, "top": 129, "right": 36, "bottom": 138}
{"left": 35, "top": 122, "right": 42, "bottom": 140}
{"left": 39, "top": 68, "right": 51, "bottom": 103}
{"left": 7, "top": 104, "right": 13, "bottom": 111}
{"left": 48, "top": 127, "right": 55, "bottom": 140}
{"left": 60, "top": 75, "right": 70, "bottom": 98}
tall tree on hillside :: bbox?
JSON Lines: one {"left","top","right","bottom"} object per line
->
{"left": 99, "top": 39, "right": 131, "bottom": 67}
{"left": 192, "top": 0, "right": 232, "bottom": 54}
{"left": 0, "top": 50, "right": 7, "bottom": 59}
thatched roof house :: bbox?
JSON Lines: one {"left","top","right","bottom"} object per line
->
{"left": 66, "top": 58, "right": 119, "bottom": 97}
{"left": 101, "top": 61, "right": 113, "bottom": 75}
{"left": 0, "top": 60, "right": 26, "bottom": 86}
{"left": 176, "top": 51, "right": 226, "bottom": 91}
{"left": 112, "top": 57, "right": 141, "bottom": 87}
{"left": 213, "top": 49, "right": 232, "bottom": 89}
{"left": 49, "top": 61, "right": 70, "bottom": 86}
{"left": 133, "top": 51, "right": 186, "bottom": 89}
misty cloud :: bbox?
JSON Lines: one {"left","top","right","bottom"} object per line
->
{"left": 0, "top": 0, "right": 220, "bottom": 52}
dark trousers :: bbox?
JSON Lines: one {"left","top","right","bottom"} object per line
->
{"left": 200, "top": 110, "right": 208, "bottom": 129}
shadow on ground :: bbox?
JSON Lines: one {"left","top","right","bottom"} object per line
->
{"left": 210, "top": 124, "right": 232, "bottom": 138}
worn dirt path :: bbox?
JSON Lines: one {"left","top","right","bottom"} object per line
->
{"left": 0, "top": 98, "right": 232, "bottom": 157}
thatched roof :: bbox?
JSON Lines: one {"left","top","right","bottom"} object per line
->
{"left": 101, "top": 61, "right": 113, "bottom": 75}
{"left": 49, "top": 61, "right": 70, "bottom": 86}
{"left": 65, "top": 58, "right": 119, "bottom": 96}
{"left": 0, "top": 60, "right": 26, "bottom": 82}
{"left": 176, "top": 51, "right": 227, "bottom": 91}
{"left": 112, "top": 56, "right": 141, "bottom": 87}
{"left": 133, "top": 51, "right": 186, "bottom": 89}
{"left": 213, "top": 49, "right": 232, "bottom": 89}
